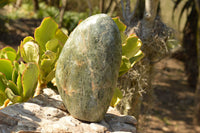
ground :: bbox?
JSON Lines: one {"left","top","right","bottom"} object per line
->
{"left": 1, "top": 19, "right": 200, "bottom": 133}
{"left": 140, "top": 58, "right": 200, "bottom": 133}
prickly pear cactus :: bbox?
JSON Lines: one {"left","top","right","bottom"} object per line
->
{"left": 56, "top": 14, "right": 122, "bottom": 122}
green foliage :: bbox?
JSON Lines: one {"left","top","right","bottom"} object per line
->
{"left": 0, "top": 48, "right": 39, "bottom": 106}
{"left": 0, "top": 17, "right": 67, "bottom": 107}
{"left": 21, "top": 17, "right": 68, "bottom": 88}
{"left": 110, "top": 17, "right": 144, "bottom": 107}
{"left": 0, "top": 0, "right": 14, "bottom": 8}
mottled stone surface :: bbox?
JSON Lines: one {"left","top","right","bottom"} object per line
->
{"left": 56, "top": 14, "right": 122, "bottom": 122}
{"left": 0, "top": 88, "right": 137, "bottom": 133}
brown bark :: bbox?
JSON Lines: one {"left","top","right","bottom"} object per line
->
{"left": 85, "top": 0, "right": 93, "bottom": 16}
{"left": 105, "top": 0, "right": 114, "bottom": 13}
{"left": 183, "top": 6, "right": 198, "bottom": 89}
{"left": 15, "top": 0, "right": 22, "bottom": 9}
{"left": 194, "top": 0, "right": 200, "bottom": 126}
{"left": 33, "top": 0, "right": 39, "bottom": 12}
{"left": 117, "top": 0, "right": 168, "bottom": 123}
{"left": 100, "top": 0, "right": 105, "bottom": 13}
{"left": 59, "top": 0, "right": 67, "bottom": 27}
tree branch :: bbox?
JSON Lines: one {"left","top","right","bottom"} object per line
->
{"left": 105, "top": 0, "right": 114, "bottom": 13}
{"left": 59, "top": 0, "right": 67, "bottom": 27}
{"left": 144, "top": 0, "right": 159, "bottom": 22}
{"left": 125, "top": 0, "right": 131, "bottom": 18}
{"left": 141, "top": 0, "right": 159, "bottom": 39}
{"left": 100, "top": 0, "right": 105, "bottom": 13}
{"left": 85, "top": 0, "right": 93, "bottom": 16}
{"left": 121, "top": 0, "right": 127, "bottom": 22}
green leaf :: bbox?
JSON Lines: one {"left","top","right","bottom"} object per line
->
{"left": 12, "top": 61, "right": 19, "bottom": 84}
{"left": 45, "top": 69, "right": 55, "bottom": 83}
{"left": 16, "top": 73, "right": 22, "bottom": 96}
{"left": 12, "top": 68, "right": 18, "bottom": 84}
{"left": 19, "top": 62, "right": 26, "bottom": 74}
{"left": 7, "top": 80, "right": 20, "bottom": 95}
{"left": 0, "top": 90, "right": 7, "bottom": 106}
{"left": 0, "top": 72, "right": 8, "bottom": 93}
{"left": 2, "top": 47, "right": 16, "bottom": 54}
{"left": 129, "top": 50, "right": 145, "bottom": 67}
{"left": 6, "top": 51, "right": 17, "bottom": 61}
{"left": 112, "top": 17, "right": 127, "bottom": 43}
{"left": 22, "top": 63, "right": 39, "bottom": 100}
{"left": 119, "top": 56, "right": 131, "bottom": 77}
{"left": 21, "top": 41, "right": 39, "bottom": 63}
{"left": 16, "top": 46, "right": 21, "bottom": 61}
{"left": 45, "top": 38, "right": 59, "bottom": 52}
{"left": 0, "top": 59, "right": 13, "bottom": 80}
{"left": 21, "top": 36, "right": 35, "bottom": 44}
{"left": 40, "top": 59, "right": 55, "bottom": 79}
{"left": 112, "top": 17, "right": 126, "bottom": 32}
{"left": 5, "top": 88, "right": 22, "bottom": 103}
{"left": 40, "top": 50, "right": 57, "bottom": 77}
{"left": 122, "top": 35, "right": 142, "bottom": 59}
{"left": 42, "top": 50, "right": 57, "bottom": 60}
{"left": 110, "top": 88, "right": 123, "bottom": 107}
{"left": 34, "top": 17, "right": 58, "bottom": 52}
{"left": 54, "top": 28, "right": 68, "bottom": 46}
{"left": 1, "top": 47, "right": 17, "bottom": 61}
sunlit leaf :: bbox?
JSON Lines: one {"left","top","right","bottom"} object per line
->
{"left": 0, "top": 72, "right": 8, "bottom": 95}
{"left": 0, "top": 59, "right": 13, "bottom": 80}
{"left": 45, "top": 38, "right": 59, "bottom": 52}
{"left": 12, "top": 68, "right": 18, "bottom": 84}
{"left": 0, "top": 90, "right": 7, "bottom": 106}
{"left": 0, "top": 47, "right": 17, "bottom": 61}
{"left": 45, "top": 69, "right": 55, "bottom": 83}
{"left": 122, "top": 35, "right": 142, "bottom": 59}
{"left": 40, "top": 59, "right": 55, "bottom": 77}
{"left": 5, "top": 88, "right": 22, "bottom": 103}
{"left": 54, "top": 28, "right": 68, "bottom": 46}
{"left": 20, "top": 36, "right": 35, "bottom": 45}
{"left": 21, "top": 41, "right": 39, "bottom": 63}
{"left": 22, "top": 63, "right": 39, "bottom": 100}
{"left": 16, "top": 73, "right": 22, "bottom": 96}
{"left": 6, "top": 51, "right": 17, "bottom": 61}
{"left": 112, "top": 17, "right": 126, "bottom": 32}
{"left": 0, "top": 72, "right": 8, "bottom": 106}
{"left": 19, "top": 62, "right": 26, "bottom": 74}
{"left": 112, "top": 17, "right": 127, "bottom": 43}
{"left": 7, "top": 80, "right": 20, "bottom": 96}
{"left": 2, "top": 47, "right": 16, "bottom": 54}
{"left": 34, "top": 17, "right": 58, "bottom": 53}
{"left": 110, "top": 88, "right": 123, "bottom": 107}
{"left": 129, "top": 50, "right": 145, "bottom": 67}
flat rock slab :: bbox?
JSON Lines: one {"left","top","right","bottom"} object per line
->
{"left": 0, "top": 89, "right": 137, "bottom": 133}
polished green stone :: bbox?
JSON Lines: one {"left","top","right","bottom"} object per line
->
{"left": 56, "top": 14, "right": 122, "bottom": 122}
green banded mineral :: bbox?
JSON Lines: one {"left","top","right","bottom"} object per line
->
{"left": 56, "top": 14, "right": 122, "bottom": 122}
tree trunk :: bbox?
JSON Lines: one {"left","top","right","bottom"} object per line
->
{"left": 194, "top": 0, "right": 200, "bottom": 126}
{"left": 117, "top": 0, "right": 169, "bottom": 122}
{"left": 183, "top": 5, "right": 198, "bottom": 89}
{"left": 100, "top": 0, "right": 105, "bottom": 13}
{"left": 33, "top": 0, "right": 39, "bottom": 12}
{"left": 15, "top": 0, "right": 22, "bottom": 9}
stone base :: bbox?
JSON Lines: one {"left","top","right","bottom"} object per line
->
{"left": 0, "top": 88, "right": 137, "bottom": 133}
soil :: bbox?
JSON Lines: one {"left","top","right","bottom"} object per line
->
{"left": 1, "top": 18, "right": 200, "bottom": 133}
{"left": 139, "top": 58, "right": 200, "bottom": 133}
